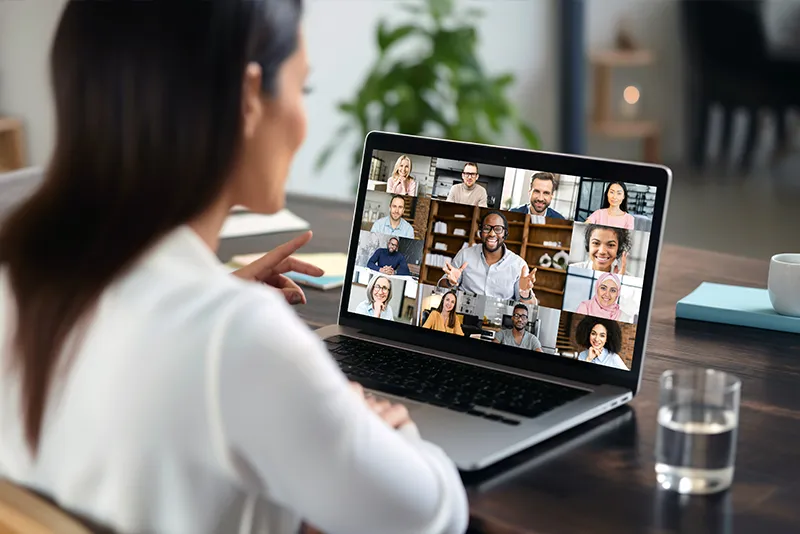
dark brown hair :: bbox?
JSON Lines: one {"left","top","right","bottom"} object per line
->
{"left": 584, "top": 224, "right": 632, "bottom": 259}
{"left": 599, "top": 181, "right": 630, "bottom": 213}
{"left": 529, "top": 172, "right": 558, "bottom": 190}
{"left": 0, "top": 0, "right": 303, "bottom": 454}
{"left": 436, "top": 290, "right": 459, "bottom": 329}
{"left": 575, "top": 316, "right": 622, "bottom": 354}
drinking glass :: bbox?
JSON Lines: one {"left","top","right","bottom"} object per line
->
{"left": 655, "top": 368, "right": 741, "bottom": 495}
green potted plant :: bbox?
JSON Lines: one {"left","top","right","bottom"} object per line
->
{"left": 315, "top": 0, "right": 541, "bottom": 182}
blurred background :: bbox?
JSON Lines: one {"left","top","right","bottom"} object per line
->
{"left": 1, "top": 0, "right": 798, "bottom": 259}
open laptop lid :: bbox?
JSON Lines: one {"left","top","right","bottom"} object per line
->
{"left": 337, "top": 131, "right": 671, "bottom": 394}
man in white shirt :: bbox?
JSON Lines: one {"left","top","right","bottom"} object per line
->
{"left": 440, "top": 211, "right": 537, "bottom": 304}
{"left": 446, "top": 162, "right": 488, "bottom": 207}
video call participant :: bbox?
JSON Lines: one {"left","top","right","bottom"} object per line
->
{"left": 441, "top": 211, "right": 538, "bottom": 304}
{"left": 367, "top": 237, "right": 411, "bottom": 276}
{"left": 510, "top": 172, "right": 565, "bottom": 220}
{"left": 571, "top": 224, "right": 631, "bottom": 275}
{"left": 574, "top": 315, "right": 628, "bottom": 370}
{"left": 493, "top": 304, "right": 543, "bottom": 351}
{"left": 586, "top": 181, "right": 635, "bottom": 230}
{"left": 371, "top": 194, "right": 414, "bottom": 239}
{"left": 576, "top": 272, "right": 632, "bottom": 323}
{"left": 354, "top": 275, "right": 395, "bottom": 320}
{"left": 421, "top": 290, "right": 464, "bottom": 335}
{"left": 386, "top": 154, "right": 417, "bottom": 196}
{"left": 446, "top": 162, "right": 488, "bottom": 207}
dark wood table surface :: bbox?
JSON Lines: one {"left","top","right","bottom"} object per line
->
{"left": 219, "top": 195, "right": 800, "bottom": 534}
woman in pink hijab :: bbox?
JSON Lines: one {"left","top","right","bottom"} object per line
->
{"left": 576, "top": 272, "right": 630, "bottom": 322}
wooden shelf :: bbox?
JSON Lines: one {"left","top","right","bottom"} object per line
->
{"left": 590, "top": 49, "right": 654, "bottom": 67}
{"left": 531, "top": 265, "right": 567, "bottom": 274}
{"left": 436, "top": 216, "right": 471, "bottom": 222}
{"left": 534, "top": 286, "right": 564, "bottom": 296}
{"left": 505, "top": 240, "right": 522, "bottom": 245}
{"left": 432, "top": 233, "right": 468, "bottom": 240}
{"left": 590, "top": 120, "right": 658, "bottom": 138}
{"left": 508, "top": 222, "right": 526, "bottom": 226}
{"left": 533, "top": 223, "right": 573, "bottom": 230}
{"left": 528, "top": 243, "right": 570, "bottom": 251}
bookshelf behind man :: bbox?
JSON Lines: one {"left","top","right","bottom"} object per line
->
{"left": 420, "top": 201, "right": 574, "bottom": 309}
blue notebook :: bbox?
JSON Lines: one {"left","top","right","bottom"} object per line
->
{"left": 675, "top": 282, "right": 800, "bottom": 334}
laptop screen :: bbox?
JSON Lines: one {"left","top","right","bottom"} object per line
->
{"left": 345, "top": 149, "right": 659, "bottom": 373}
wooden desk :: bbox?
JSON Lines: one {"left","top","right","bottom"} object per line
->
{"left": 223, "top": 195, "right": 800, "bottom": 534}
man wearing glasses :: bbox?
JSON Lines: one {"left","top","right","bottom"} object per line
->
{"left": 440, "top": 211, "right": 538, "bottom": 304}
{"left": 493, "top": 304, "right": 543, "bottom": 351}
{"left": 445, "top": 162, "right": 488, "bottom": 207}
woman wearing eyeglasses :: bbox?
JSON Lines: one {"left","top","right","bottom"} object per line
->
{"left": 355, "top": 274, "right": 395, "bottom": 320}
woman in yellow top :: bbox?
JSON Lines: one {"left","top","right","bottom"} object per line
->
{"left": 422, "top": 290, "right": 464, "bottom": 335}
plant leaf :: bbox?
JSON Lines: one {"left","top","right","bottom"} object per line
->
{"left": 517, "top": 120, "right": 542, "bottom": 149}
{"left": 378, "top": 24, "right": 421, "bottom": 53}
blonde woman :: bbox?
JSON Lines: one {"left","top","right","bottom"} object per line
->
{"left": 386, "top": 154, "right": 417, "bottom": 196}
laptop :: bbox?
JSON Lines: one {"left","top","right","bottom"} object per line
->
{"left": 314, "top": 131, "right": 671, "bottom": 471}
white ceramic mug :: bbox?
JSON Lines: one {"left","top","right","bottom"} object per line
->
{"left": 768, "top": 254, "right": 800, "bottom": 316}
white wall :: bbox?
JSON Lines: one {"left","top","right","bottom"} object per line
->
{"left": 0, "top": 0, "right": 683, "bottom": 200}
{"left": 0, "top": 0, "right": 66, "bottom": 166}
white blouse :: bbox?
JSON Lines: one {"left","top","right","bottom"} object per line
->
{"left": 0, "top": 226, "right": 468, "bottom": 534}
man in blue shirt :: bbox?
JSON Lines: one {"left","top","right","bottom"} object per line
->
{"left": 367, "top": 237, "right": 411, "bottom": 276}
{"left": 510, "top": 172, "right": 566, "bottom": 220}
{"left": 370, "top": 195, "right": 415, "bottom": 238}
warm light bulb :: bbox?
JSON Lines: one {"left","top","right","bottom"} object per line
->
{"left": 623, "top": 85, "right": 641, "bottom": 105}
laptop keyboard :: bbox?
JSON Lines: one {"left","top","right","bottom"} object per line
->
{"left": 324, "top": 336, "right": 589, "bottom": 426}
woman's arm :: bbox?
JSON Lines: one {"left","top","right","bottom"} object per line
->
{"left": 408, "top": 179, "right": 418, "bottom": 196}
{"left": 422, "top": 310, "right": 439, "bottom": 330}
{"left": 211, "top": 294, "right": 469, "bottom": 534}
{"left": 576, "top": 300, "right": 590, "bottom": 315}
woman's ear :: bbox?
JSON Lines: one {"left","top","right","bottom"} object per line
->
{"left": 241, "top": 62, "right": 264, "bottom": 139}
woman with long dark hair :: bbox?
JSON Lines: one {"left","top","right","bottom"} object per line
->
{"left": 586, "top": 181, "right": 635, "bottom": 230}
{"left": 0, "top": 2, "right": 468, "bottom": 533}
{"left": 422, "top": 290, "right": 463, "bottom": 335}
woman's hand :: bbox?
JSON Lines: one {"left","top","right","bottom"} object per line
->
{"left": 231, "top": 231, "right": 324, "bottom": 305}
{"left": 587, "top": 346, "right": 602, "bottom": 362}
{"left": 350, "top": 382, "right": 413, "bottom": 430}
{"left": 372, "top": 301, "right": 385, "bottom": 318}
{"left": 613, "top": 252, "right": 628, "bottom": 276}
